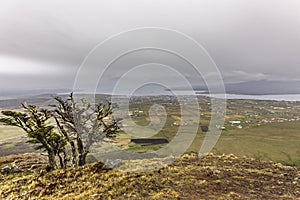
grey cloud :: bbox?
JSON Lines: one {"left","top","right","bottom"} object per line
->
{"left": 221, "top": 70, "right": 270, "bottom": 83}
{"left": 0, "top": 0, "right": 300, "bottom": 90}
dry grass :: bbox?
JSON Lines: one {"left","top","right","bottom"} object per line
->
{"left": 0, "top": 153, "right": 299, "bottom": 199}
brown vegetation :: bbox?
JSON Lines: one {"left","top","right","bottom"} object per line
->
{"left": 0, "top": 153, "right": 299, "bottom": 199}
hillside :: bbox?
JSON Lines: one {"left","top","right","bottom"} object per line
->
{"left": 0, "top": 153, "right": 299, "bottom": 199}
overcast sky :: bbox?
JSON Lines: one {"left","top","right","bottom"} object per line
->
{"left": 0, "top": 0, "right": 300, "bottom": 92}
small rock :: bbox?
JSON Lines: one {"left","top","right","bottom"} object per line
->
{"left": 104, "top": 159, "right": 122, "bottom": 169}
{"left": 1, "top": 164, "right": 22, "bottom": 174}
{"left": 1, "top": 166, "right": 11, "bottom": 174}
{"left": 277, "top": 181, "right": 284, "bottom": 185}
{"left": 14, "top": 168, "right": 22, "bottom": 173}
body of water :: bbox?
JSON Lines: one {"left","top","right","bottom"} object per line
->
{"left": 198, "top": 94, "right": 300, "bottom": 102}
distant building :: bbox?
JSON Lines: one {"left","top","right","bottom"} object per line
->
{"left": 216, "top": 125, "right": 226, "bottom": 130}
{"left": 229, "top": 121, "right": 241, "bottom": 126}
{"left": 237, "top": 125, "right": 243, "bottom": 129}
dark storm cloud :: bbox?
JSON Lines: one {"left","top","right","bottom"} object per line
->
{"left": 0, "top": 0, "right": 300, "bottom": 90}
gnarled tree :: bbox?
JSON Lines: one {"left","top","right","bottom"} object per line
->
{"left": 0, "top": 93, "right": 119, "bottom": 170}
{"left": 52, "top": 93, "right": 120, "bottom": 166}
{"left": 0, "top": 104, "right": 66, "bottom": 170}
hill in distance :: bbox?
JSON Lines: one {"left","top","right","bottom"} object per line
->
{"left": 170, "top": 80, "right": 300, "bottom": 95}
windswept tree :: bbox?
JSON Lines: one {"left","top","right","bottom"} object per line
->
{"left": 0, "top": 104, "right": 66, "bottom": 170}
{"left": 52, "top": 93, "right": 120, "bottom": 166}
{"left": 0, "top": 93, "right": 120, "bottom": 170}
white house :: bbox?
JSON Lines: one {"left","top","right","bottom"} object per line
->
{"left": 229, "top": 121, "right": 241, "bottom": 126}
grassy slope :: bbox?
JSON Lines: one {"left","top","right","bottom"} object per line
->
{"left": 1, "top": 121, "right": 300, "bottom": 167}
{"left": 174, "top": 122, "right": 300, "bottom": 168}
{"left": 0, "top": 154, "right": 299, "bottom": 200}
{"left": 110, "top": 121, "right": 300, "bottom": 167}
{"left": 212, "top": 122, "right": 300, "bottom": 167}
{"left": 0, "top": 125, "right": 24, "bottom": 142}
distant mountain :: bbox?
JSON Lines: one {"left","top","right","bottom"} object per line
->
{"left": 171, "top": 80, "right": 300, "bottom": 95}
{"left": 0, "top": 89, "right": 72, "bottom": 109}
{"left": 2, "top": 80, "right": 300, "bottom": 100}
{"left": 0, "top": 89, "right": 72, "bottom": 100}
{"left": 225, "top": 80, "right": 300, "bottom": 95}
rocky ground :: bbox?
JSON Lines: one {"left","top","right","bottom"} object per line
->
{"left": 0, "top": 153, "right": 299, "bottom": 199}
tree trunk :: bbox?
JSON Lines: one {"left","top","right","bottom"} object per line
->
{"left": 62, "top": 148, "right": 68, "bottom": 168}
{"left": 69, "top": 141, "right": 77, "bottom": 167}
{"left": 77, "top": 135, "right": 88, "bottom": 166}
{"left": 48, "top": 151, "right": 57, "bottom": 170}
{"left": 38, "top": 136, "right": 57, "bottom": 170}
{"left": 54, "top": 118, "right": 77, "bottom": 167}
{"left": 58, "top": 153, "right": 64, "bottom": 169}
{"left": 78, "top": 151, "right": 88, "bottom": 166}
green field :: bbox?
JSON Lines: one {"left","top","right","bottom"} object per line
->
{"left": 212, "top": 122, "right": 300, "bottom": 167}
{"left": 121, "top": 121, "right": 300, "bottom": 167}
{"left": 122, "top": 97, "right": 300, "bottom": 167}
{"left": 0, "top": 125, "right": 34, "bottom": 156}
{"left": 0, "top": 125, "right": 25, "bottom": 142}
